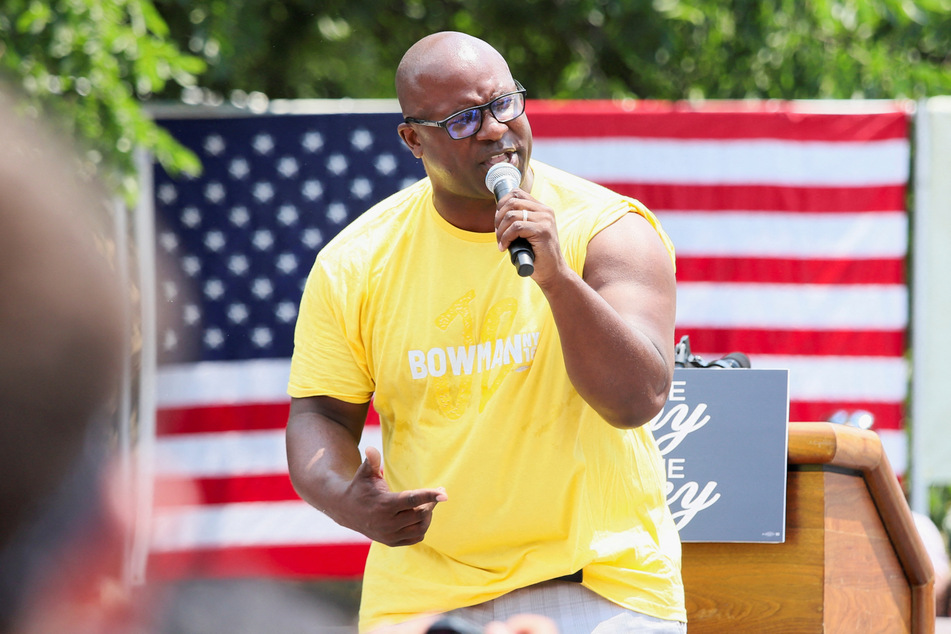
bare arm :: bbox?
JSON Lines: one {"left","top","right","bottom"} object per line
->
{"left": 286, "top": 396, "right": 447, "bottom": 546}
{"left": 286, "top": 396, "right": 367, "bottom": 512}
{"left": 497, "top": 195, "right": 676, "bottom": 429}
{"left": 547, "top": 212, "right": 676, "bottom": 428}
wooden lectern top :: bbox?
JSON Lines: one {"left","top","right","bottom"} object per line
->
{"left": 788, "top": 421, "right": 935, "bottom": 601}
{"left": 682, "top": 421, "right": 936, "bottom": 633}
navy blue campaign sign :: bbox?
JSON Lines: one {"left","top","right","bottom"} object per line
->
{"left": 651, "top": 368, "right": 790, "bottom": 543}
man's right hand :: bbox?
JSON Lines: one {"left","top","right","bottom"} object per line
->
{"left": 339, "top": 446, "right": 448, "bottom": 547}
{"left": 286, "top": 397, "right": 448, "bottom": 548}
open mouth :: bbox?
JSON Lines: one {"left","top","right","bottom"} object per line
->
{"left": 484, "top": 151, "right": 516, "bottom": 169}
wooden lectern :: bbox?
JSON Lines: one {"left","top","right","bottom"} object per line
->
{"left": 682, "top": 422, "right": 935, "bottom": 633}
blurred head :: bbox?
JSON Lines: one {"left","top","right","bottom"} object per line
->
{"left": 0, "top": 85, "right": 126, "bottom": 631}
{"left": 396, "top": 32, "right": 533, "bottom": 205}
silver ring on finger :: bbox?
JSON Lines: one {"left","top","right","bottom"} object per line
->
{"left": 522, "top": 209, "right": 528, "bottom": 222}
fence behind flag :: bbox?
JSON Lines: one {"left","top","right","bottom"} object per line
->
{"left": 147, "top": 100, "right": 910, "bottom": 580}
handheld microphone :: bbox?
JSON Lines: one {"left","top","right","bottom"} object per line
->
{"left": 485, "top": 162, "right": 534, "bottom": 277}
{"left": 674, "top": 334, "right": 752, "bottom": 369}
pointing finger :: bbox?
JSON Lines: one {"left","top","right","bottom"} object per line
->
{"left": 397, "top": 487, "right": 447, "bottom": 511}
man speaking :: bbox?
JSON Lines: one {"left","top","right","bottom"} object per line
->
{"left": 286, "top": 31, "right": 685, "bottom": 633}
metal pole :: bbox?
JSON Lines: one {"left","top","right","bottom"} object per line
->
{"left": 129, "top": 148, "right": 158, "bottom": 583}
{"left": 910, "top": 99, "right": 930, "bottom": 515}
{"left": 113, "top": 197, "right": 136, "bottom": 587}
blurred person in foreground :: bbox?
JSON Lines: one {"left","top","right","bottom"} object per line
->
{"left": 0, "top": 86, "right": 130, "bottom": 632}
{"left": 0, "top": 83, "right": 398, "bottom": 634}
{"left": 286, "top": 31, "right": 685, "bottom": 633}
{"left": 912, "top": 512, "right": 951, "bottom": 616}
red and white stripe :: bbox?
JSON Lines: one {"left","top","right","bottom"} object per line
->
{"left": 150, "top": 360, "right": 375, "bottom": 578}
{"left": 529, "top": 101, "right": 909, "bottom": 467}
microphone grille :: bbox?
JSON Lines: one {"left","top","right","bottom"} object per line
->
{"left": 484, "top": 162, "right": 521, "bottom": 193}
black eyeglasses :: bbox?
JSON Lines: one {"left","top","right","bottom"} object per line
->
{"left": 404, "top": 80, "right": 526, "bottom": 140}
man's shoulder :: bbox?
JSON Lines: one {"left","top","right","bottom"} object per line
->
{"left": 531, "top": 161, "right": 639, "bottom": 223}
{"left": 532, "top": 160, "right": 602, "bottom": 188}
{"left": 531, "top": 160, "right": 673, "bottom": 262}
{"left": 532, "top": 161, "right": 628, "bottom": 205}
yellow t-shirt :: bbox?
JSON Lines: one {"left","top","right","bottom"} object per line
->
{"left": 288, "top": 161, "right": 685, "bottom": 631}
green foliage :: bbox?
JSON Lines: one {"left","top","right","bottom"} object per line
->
{"left": 931, "top": 485, "right": 951, "bottom": 533}
{"left": 928, "top": 485, "right": 951, "bottom": 562}
{"left": 4, "top": 0, "right": 951, "bottom": 198}
{"left": 151, "top": 0, "right": 951, "bottom": 102}
{"left": 0, "top": 0, "right": 206, "bottom": 204}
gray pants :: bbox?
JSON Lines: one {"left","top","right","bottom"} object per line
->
{"left": 443, "top": 580, "right": 687, "bottom": 633}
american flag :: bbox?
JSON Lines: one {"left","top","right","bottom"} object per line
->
{"left": 147, "top": 101, "right": 910, "bottom": 579}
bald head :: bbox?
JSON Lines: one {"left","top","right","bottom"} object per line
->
{"left": 393, "top": 32, "right": 533, "bottom": 217}
{"left": 396, "top": 32, "right": 511, "bottom": 117}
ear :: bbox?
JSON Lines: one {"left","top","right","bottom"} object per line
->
{"left": 398, "top": 123, "right": 424, "bottom": 159}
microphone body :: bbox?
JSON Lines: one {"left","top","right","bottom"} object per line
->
{"left": 485, "top": 163, "right": 534, "bottom": 277}
{"left": 710, "top": 352, "right": 752, "bottom": 369}
{"left": 674, "top": 335, "right": 752, "bottom": 369}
